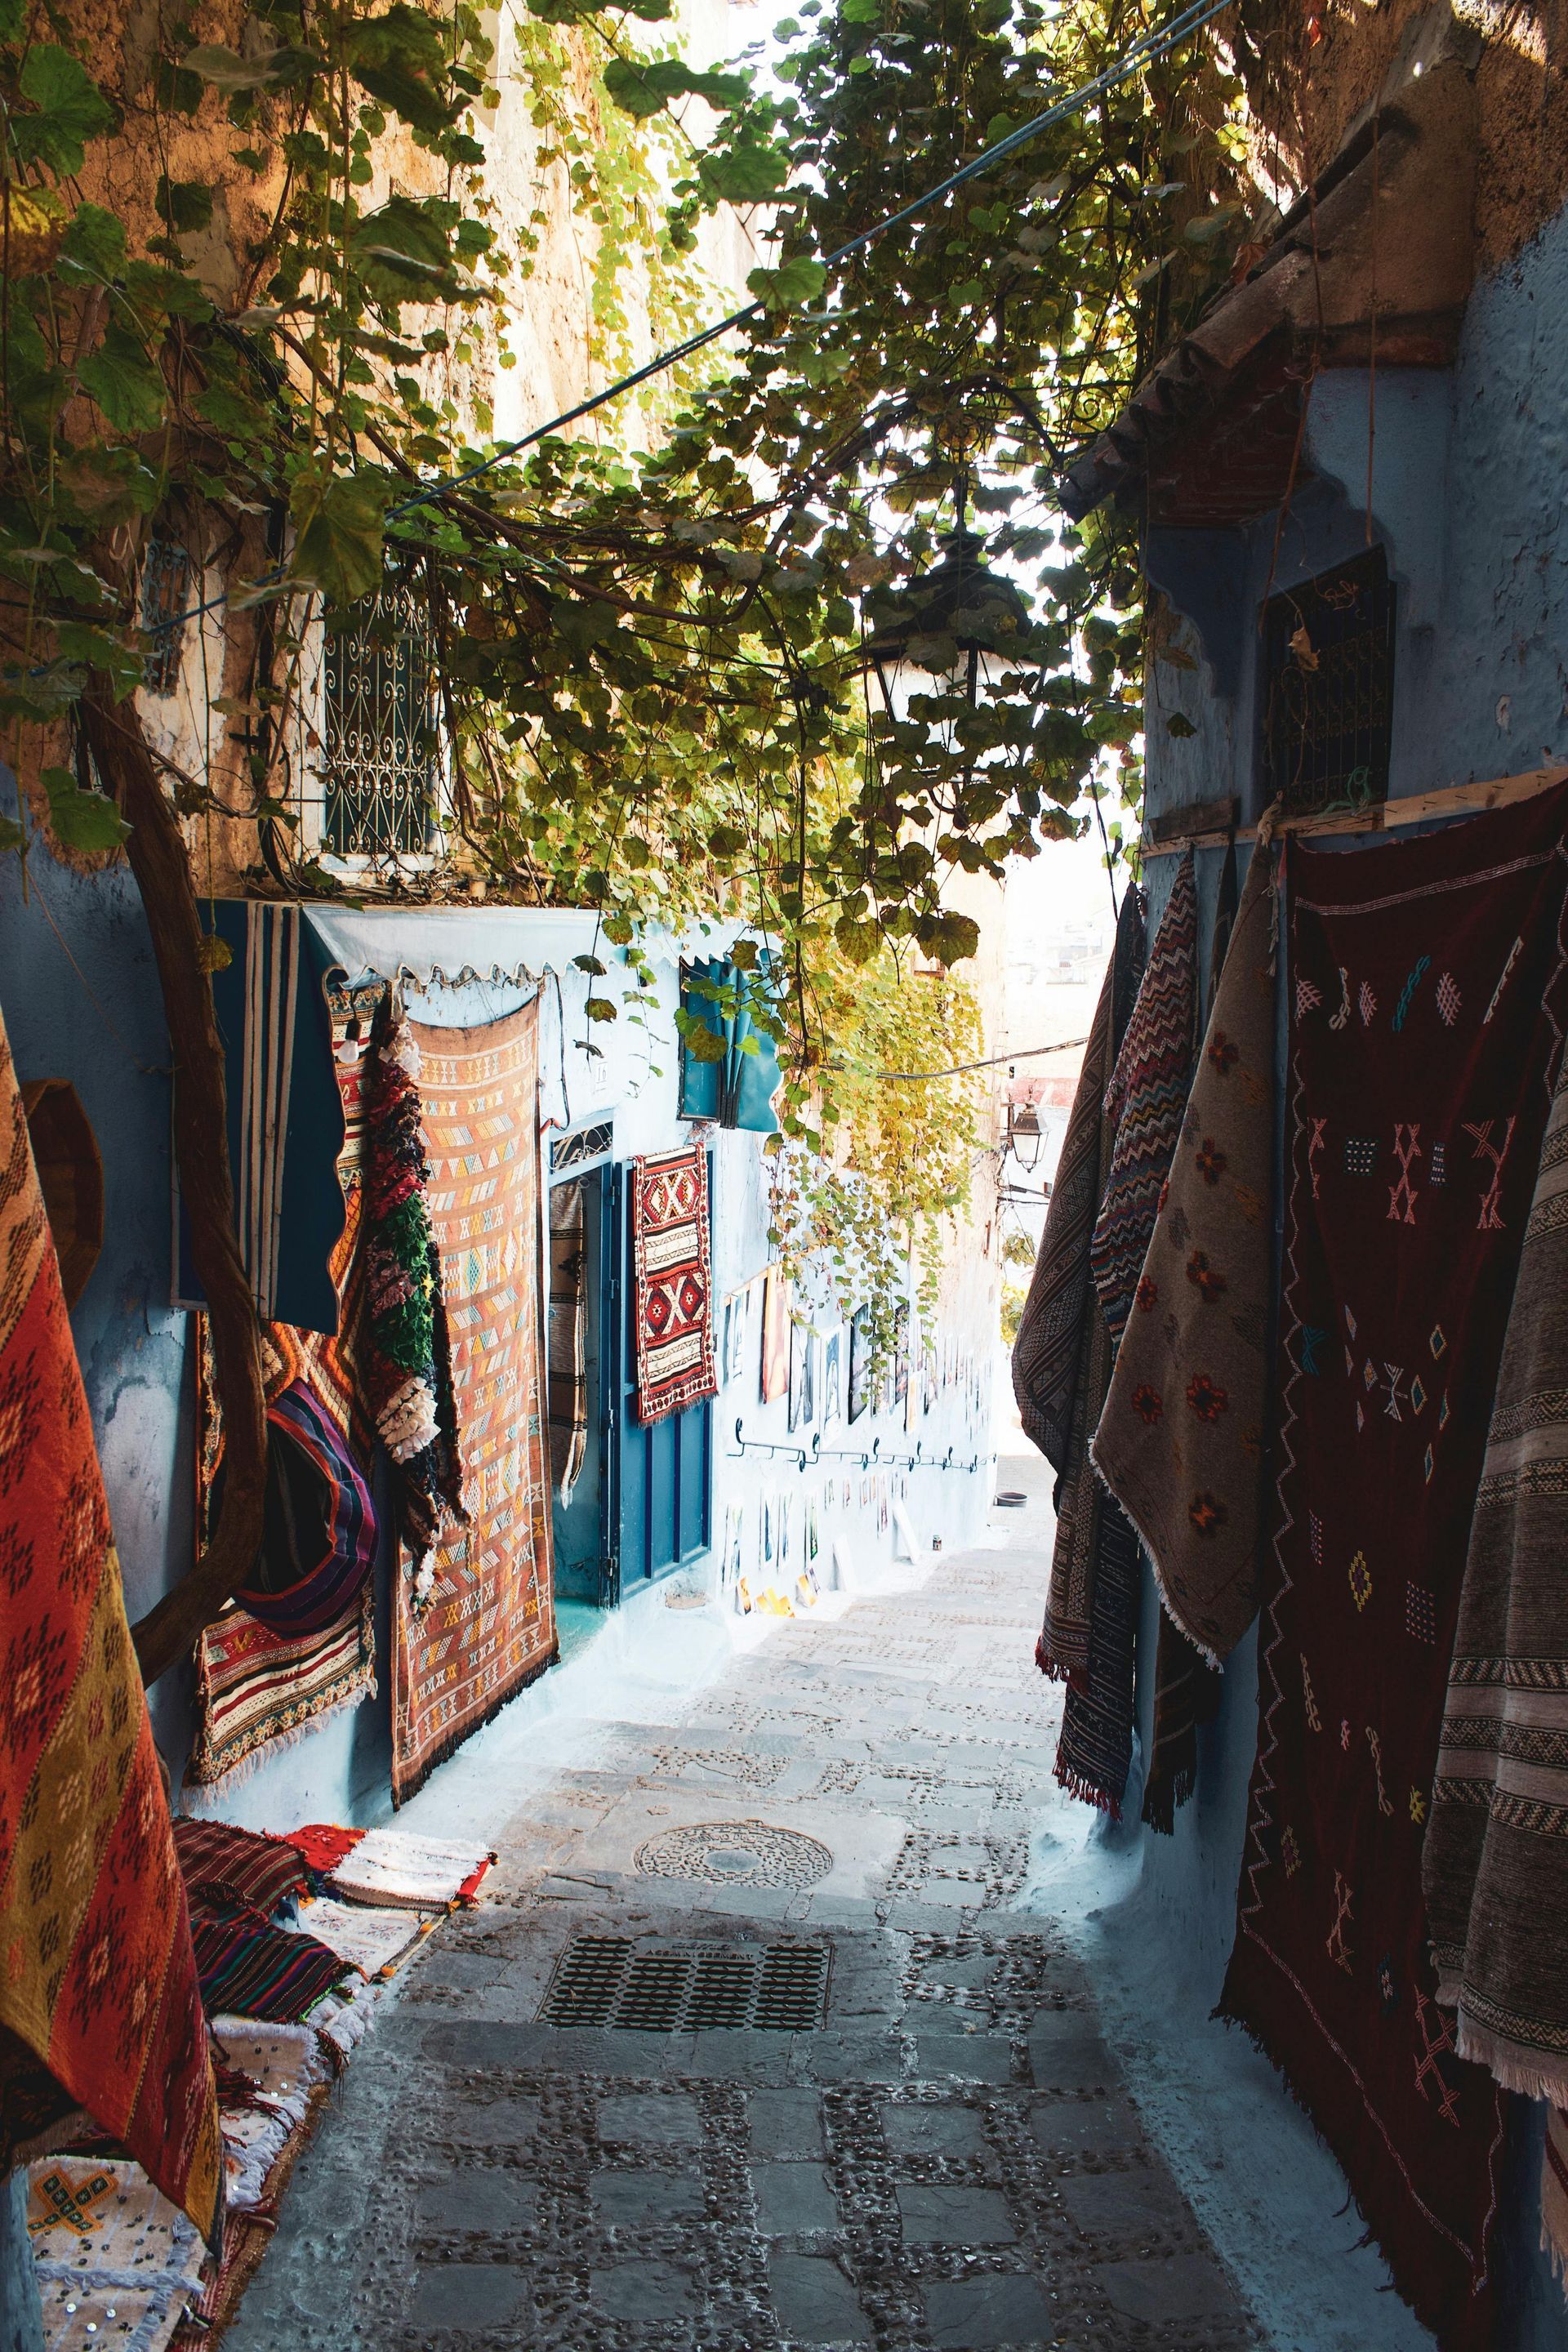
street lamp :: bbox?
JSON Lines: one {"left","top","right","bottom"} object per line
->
{"left": 862, "top": 526, "right": 1033, "bottom": 719}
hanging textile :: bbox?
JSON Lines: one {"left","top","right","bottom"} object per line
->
{"left": 1089, "top": 852, "right": 1200, "bottom": 1345}
{"left": 630, "top": 1143, "right": 718, "bottom": 1423}
{"left": 0, "top": 1006, "right": 220, "bottom": 2242}
{"left": 678, "top": 952, "right": 783, "bottom": 1132}
{"left": 1094, "top": 844, "right": 1276, "bottom": 1832}
{"left": 547, "top": 1178, "right": 588, "bottom": 1499}
{"left": 1054, "top": 863, "right": 1196, "bottom": 1816}
{"left": 392, "top": 1004, "right": 555, "bottom": 1805}
{"left": 1013, "top": 886, "right": 1147, "bottom": 1670}
{"left": 362, "top": 1009, "right": 466, "bottom": 1574}
{"left": 176, "top": 902, "right": 348, "bottom": 1334}
{"left": 188, "top": 975, "right": 384, "bottom": 1789}
{"left": 1423, "top": 1046, "right": 1568, "bottom": 2274}
{"left": 1219, "top": 784, "right": 1568, "bottom": 2352}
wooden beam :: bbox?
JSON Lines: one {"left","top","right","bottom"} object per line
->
{"left": 1141, "top": 765, "right": 1568, "bottom": 858}
{"left": 1144, "top": 794, "right": 1239, "bottom": 848}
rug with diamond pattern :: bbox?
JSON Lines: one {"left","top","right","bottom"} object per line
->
{"left": 630, "top": 1143, "right": 717, "bottom": 1422}
{"left": 393, "top": 1003, "right": 555, "bottom": 1802}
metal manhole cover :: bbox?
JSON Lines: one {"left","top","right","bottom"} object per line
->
{"left": 537, "top": 1936, "right": 829, "bottom": 2031}
{"left": 634, "top": 1819, "right": 833, "bottom": 1890}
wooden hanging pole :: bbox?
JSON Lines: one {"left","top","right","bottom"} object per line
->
{"left": 1141, "top": 764, "right": 1568, "bottom": 858}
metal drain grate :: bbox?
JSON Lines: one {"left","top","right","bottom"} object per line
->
{"left": 537, "top": 1937, "right": 829, "bottom": 2032}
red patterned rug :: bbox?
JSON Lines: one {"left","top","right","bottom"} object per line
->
{"left": 630, "top": 1145, "right": 717, "bottom": 1422}
{"left": 0, "top": 1005, "right": 220, "bottom": 2239}
{"left": 1220, "top": 784, "right": 1568, "bottom": 2350}
{"left": 393, "top": 1004, "right": 555, "bottom": 1803}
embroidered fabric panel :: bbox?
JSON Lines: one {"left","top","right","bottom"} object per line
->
{"left": 393, "top": 1004, "right": 555, "bottom": 1803}
{"left": 630, "top": 1145, "right": 719, "bottom": 1423}
{"left": 1220, "top": 784, "right": 1568, "bottom": 2350}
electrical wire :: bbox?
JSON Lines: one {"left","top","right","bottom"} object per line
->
{"left": 144, "top": 0, "right": 1234, "bottom": 646}
{"left": 849, "top": 1031, "right": 1089, "bottom": 1081}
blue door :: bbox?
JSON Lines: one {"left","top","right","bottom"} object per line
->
{"left": 610, "top": 1160, "right": 713, "bottom": 1595}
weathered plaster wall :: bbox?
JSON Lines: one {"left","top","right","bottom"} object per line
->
{"left": 1116, "top": 188, "right": 1568, "bottom": 2352}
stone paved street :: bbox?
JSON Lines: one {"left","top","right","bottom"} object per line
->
{"left": 226, "top": 1474, "right": 1263, "bottom": 2352}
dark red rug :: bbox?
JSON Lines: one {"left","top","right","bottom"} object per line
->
{"left": 1220, "top": 783, "right": 1568, "bottom": 2351}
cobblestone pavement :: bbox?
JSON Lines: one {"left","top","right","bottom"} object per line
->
{"left": 226, "top": 1506, "right": 1264, "bottom": 2352}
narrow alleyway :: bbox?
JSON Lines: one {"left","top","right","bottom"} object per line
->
{"left": 223, "top": 1460, "right": 1263, "bottom": 2352}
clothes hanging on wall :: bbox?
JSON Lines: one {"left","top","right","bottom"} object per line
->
{"left": 547, "top": 1177, "right": 588, "bottom": 1499}
{"left": 392, "top": 1003, "right": 555, "bottom": 1805}
{"left": 0, "top": 1004, "right": 220, "bottom": 2243}
{"left": 1219, "top": 782, "right": 1568, "bottom": 2352}
{"left": 1423, "top": 1045, "right": 1568, "bottom": 2274}
{"left": 630, "top": 1143, "right": 719, "bottom": 1423}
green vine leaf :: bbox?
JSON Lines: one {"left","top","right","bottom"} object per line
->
{"left": 289, "top": 467, "right": 392, "bottom": 604}
{"left": 77, "top": 324, "right": 167, "bottom": 433}
{"left": 40, "top": 768, "right": 129, "bottom": 855}
{"left": 601, "top": 56, "right": 750, "bottom": 119}
{"left": 12, "top": 47, "right": 114, "bottom": 176}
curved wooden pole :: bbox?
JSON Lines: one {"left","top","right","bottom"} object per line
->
{"left": 79, "top": 679, "right": 268, "bottom": 1686}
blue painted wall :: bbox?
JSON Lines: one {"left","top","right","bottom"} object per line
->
{"left": 0, "top": 786, "right": 992, "bottom": 1839}
{"left": 1122, "top": 198, "right": 1568, "bottom": 2350}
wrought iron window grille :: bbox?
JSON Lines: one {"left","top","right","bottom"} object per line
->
{"left": 319, "top": 588, "right": 443, "bottom": 860}
{"left": 1259, "top": 548, "right": 1396, "bottom": 819}
{"left": 140, "top": 537, "right": 192, "bottom": 697}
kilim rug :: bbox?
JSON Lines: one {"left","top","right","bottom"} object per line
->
{"left": 1057, "top": 864, "right": 1196, "bottom": 1816}
{"left": 187, "top": 974, "right": 385, "bottom": 1790}
{"left": 0, "top": 1006, "right": 220, "bottom": 2243}
{"left": 393, "top": 1004, "right": 555, "bottom": 1803}
{"left": 282, "top": 1822, "right": 494, "bottom": 1906}
{"left": 630, "top": 1143, "right": 719, "bottom": 1422}
{"left": 29, "top": 2158, "right": 207, "bottom": 2352}
{"left": 1093, "top": 846, "right": 1276, "bottom": 1830}
{"left": 186, "top": 1891, "right": 356, "bottom": 2024}
{"left": 1013, "top": 884, "right": 1147, "bottom": 1682}
{"left": 1220, "top": 784, "right": 1568, "bottom": 2351}
{"left": 172, "top": 1819, "right": 309, "bottom": 1917}
{"left": 548, "top": 1175, "right": 588, "bottom": 1496}
{"left": 1423, "top": 1047, "right": 1568, "bottom": 2271}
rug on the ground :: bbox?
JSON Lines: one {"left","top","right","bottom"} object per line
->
{"left": 1219, "top": 784, "right": 1568, "bottom": 2351}
{"left": 394, "top": 1004, "right": 555, "bottom": 1803}
{"left": 28, "top": 2158, "right": 207, "bottom": 2352}
{"left": 0, "top": 1007, "right": 220, "bottom": 2242}
{"left": 292, "top": 1896, "right": 436, "bottom": 1976}
{"left": 1057, "top": 861, "right": 1197, "bottom": 1816}
{"left": 172, "top": 1819, "right": 310, "bottom": 1917}
{"left": 210, "top": 2017, "right": 324, "bottom": 2212}
{"left": 187, "top": 1891, "right": 358, "bottom": 2025}
{"left": 187, "top": 974, "right": 384, "bottom": 1790}
{"left": 630, "top": 1143, "right": 719, "bottom": 1421}
{"left": 548, "top": 1175, "right": 588, "bottom": 1496}
{"left": 1423, "top": 1042, "right": 1568, "bottom": 2272}
{"left": 1013, "top": 883, "right": 1147, "bottom": 1686}
{"left": 285, "top": 1823, "right": 495, "bottom": 1908}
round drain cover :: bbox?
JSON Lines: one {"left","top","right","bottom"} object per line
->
{"left": 635, "top": 1819, "right": 833, "bottom": 1890}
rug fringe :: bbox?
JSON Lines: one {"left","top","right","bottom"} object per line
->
{"left": 1054, "top": 1758, "right": 1121, "bottom": 1819}
{"left": 1453, "top": 2016, "right": 1568, "bottom": 2109}
{"left": 182, "top": 1668, "right": 377, "bottom": 1802}
{"left": 391, "top": 1639, "right": 559, "bottom": 1808}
